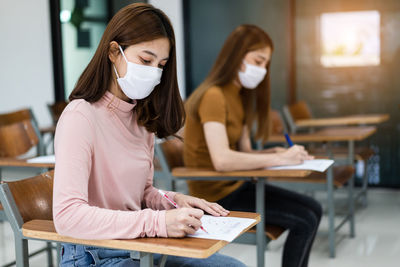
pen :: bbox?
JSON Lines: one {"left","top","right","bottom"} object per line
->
{"left": 158, "top": 189, "right": 208, "bottom": 233}
{"left": 284, "top": 133, "right": 294, "bottom": 147}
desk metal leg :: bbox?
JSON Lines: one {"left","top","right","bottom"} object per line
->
{"left": 256, "top": 178, "right": 265, "bottom": 267}
{"left": 327, "top": 166, "right": 336, "bottom": 258}
{"left": 348, "top": 140, "right": 355, "bottom": 237}
{"left": 139, "top": 252, "right": 153, "bottom": 267}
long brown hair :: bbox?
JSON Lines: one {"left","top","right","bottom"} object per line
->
{"left": 186, "top": 24, "right": 273, "bottom": 141}
{"left": 69, "top": 3, "right": 184, "bottom": 138}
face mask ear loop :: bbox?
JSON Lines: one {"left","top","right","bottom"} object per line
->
{"left": 113, "top": 64, "right": 120, "bottom": 79}
{"left": 118, "top": 45, "right": 129, "bottom": 63}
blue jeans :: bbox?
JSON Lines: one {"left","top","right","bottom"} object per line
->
{"left": 60, "top": 244, "right": 246, "bottom": 267}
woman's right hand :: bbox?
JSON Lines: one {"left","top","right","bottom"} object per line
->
{"left": 278, "top": 145, "right": 314, "bottom": 165}
{"left": 165, "top": 208, "right": 204, "bottom": 237}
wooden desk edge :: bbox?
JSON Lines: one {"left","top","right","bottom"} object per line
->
{"left": 295, "top": 114, "right": 389, "bottom": 127}
{"left": 22, "top": 211, "right": 260, "bottom": 259}
{"left": 0, "top": 158, "right": 55, "bottom": 168}
{"left": 171, "top": 167, "right": 312, "bottom": 178}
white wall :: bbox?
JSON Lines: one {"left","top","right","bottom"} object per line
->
{"left": 0, "top": 0, "right": 54, "bottom": 127}
{"left": 149, "top": 0, "right": 186, "bottom": 98}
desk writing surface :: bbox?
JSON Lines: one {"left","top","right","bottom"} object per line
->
{"left": 0, "top": 157, "right": 55, "bottom": 168}
{"left": 22, "top": 211, "right": 259, "bottom": 259}
{"left": 295, "top": 114, "right": 389, "bottom": 128}
{"left": 269, "top": 126, "right": 377, "bottom": 143}
{"left": 172, "top": 167, "right": 312, "bottom": 178}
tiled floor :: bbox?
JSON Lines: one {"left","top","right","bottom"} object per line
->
{"left": 1, "top": 187, "right": 399, "bottom": 267}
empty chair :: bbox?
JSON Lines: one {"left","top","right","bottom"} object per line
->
{"left": 0, "top": 171, "right": 55, "bottom": 266}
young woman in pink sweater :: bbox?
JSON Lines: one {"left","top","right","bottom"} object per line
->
{"left": 53, "top": 3, "right": 245, "bottom": 267}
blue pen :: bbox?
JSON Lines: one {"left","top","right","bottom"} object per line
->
{"left": 284, "top": 133, "right": 294, "bottom": 147}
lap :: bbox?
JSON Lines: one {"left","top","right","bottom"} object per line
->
{"left": 60, "top": 244, "right": 245, "bottom": 267}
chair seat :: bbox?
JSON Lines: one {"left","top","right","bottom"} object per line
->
{"left": 248, "top": 224, "right": 286, "bottom": 241}
{"left": 268, "top": 165, "right": 355, "bottom": 188}
{"left": 308, "top": 146, "right": 374, "bottom": 161}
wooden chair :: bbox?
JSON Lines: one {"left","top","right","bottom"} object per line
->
{"left": 47, "top": 101, "right": 68, "bottom": 125}
{"left": 0, "top": 171, "right": 55, "bottom": 266}
{"left": 154, "top": 138, "right": 286, "bottom": 243}
{"left": 0, "top": 170, "right": 260, "bottom": 267}
{"left": 0, "top": 108, "right": 44, "bottom": 156}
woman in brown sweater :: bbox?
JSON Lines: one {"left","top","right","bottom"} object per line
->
{"left": 184, "top": 25, "right": 322, "bottom": 267}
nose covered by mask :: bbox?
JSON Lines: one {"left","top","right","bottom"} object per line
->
{"left": 113, "top": 45, "right": 163, "bottom": 100}
{"left": 238, "top": 61, "right": 267, "bottom": 89}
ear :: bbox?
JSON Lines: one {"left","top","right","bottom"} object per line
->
{"left": 108, "top": 41, "right": 120, "bottom": 63}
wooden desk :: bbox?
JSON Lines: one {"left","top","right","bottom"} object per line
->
{"left": 295, "top": 114, "right": 389, "bottom": 128}
{"left": 172, "top": 168, "right": 312, "bottom": 267}
{"left": 22, "top": 211, "right": 259, "bottom": 267}
{"left": 0, "top": 157, "right": 55, "bottom": 169}
{"left": 269, "top": 126, "right": 377, "bottom": 143}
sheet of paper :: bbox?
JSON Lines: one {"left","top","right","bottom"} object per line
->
{"left": 266, "top": 159, "right": 334, "bottom": 172}
{"left": 188, "top": 215, "right": 256, "bottom": 242}
{"left": 26, "top": 155, "right": 55, "bottom": 164}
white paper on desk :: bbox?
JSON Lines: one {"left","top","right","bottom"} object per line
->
{"left": 266, "top": 159, "right": 334, "bottom": 172}
{"left": 187, "top": 215, "right": 256, "bottom": 242}
{"left": 26, "top": 155, "right": 55, "bottom": 164}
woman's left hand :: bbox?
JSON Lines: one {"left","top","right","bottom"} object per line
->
{"left": 174, "top": 193, "right": 229, "bottom": 217}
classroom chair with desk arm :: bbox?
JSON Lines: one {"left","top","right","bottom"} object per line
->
{"left": 0, "top": 170, "right": 260, "bottom": 267}
{"left": 277, "top": 105, "right": 375, "bottom": 206}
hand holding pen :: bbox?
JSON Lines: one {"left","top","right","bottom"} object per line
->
{"left": 159, "top": 190, "right": 209, "bottom": 235}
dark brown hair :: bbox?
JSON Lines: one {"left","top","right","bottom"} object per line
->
{"left": 69, "top": 3, "right": 184, "bottom": 138}
{"left": 186, "top": 24, "right": 274, "bottom": 141}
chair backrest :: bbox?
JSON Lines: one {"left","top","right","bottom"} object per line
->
{"left": 48, "top": 101, "right": 68, "bottom": 124}
{"left": 154, "top": 133, "right": 184, "bottom": 191}
{"left": 0, "top": 108, "right": 44, "bottom": 155}
{"left": 0, "top": 120, "right": 39, "bottom": 157}
{"left": 160, "top": 138, "right": 184, "bottom": 169}
{"left": 0, "top": 171, "right": 54, "bottom": 230}
{"left": 287, "top": 101, "right": 313, "bottom": 121}
{"left": 270, "top": 109, "right": 287, "bottom": 135}
{"left": 282, "top": 101, "right": 313, "bottom": 133}
{"left": 0, "top": 108, "right": 32, "bottom": 126}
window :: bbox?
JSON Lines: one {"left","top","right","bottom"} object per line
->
{"left": 320, "top": 11, "right": 380, "bottom": 67}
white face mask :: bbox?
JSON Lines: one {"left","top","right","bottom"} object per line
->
{"left": 238, "top": 61, "right": 267, "bottom": 89}
{"left": 113, "top": 45, "right": 163, "bottom": 100}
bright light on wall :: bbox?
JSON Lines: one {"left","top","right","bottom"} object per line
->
{"left": 320, "top": 11, "right": 380, "bottom": 67}
{"left": 60, "top": 10, "right": 71, "bottom": 23}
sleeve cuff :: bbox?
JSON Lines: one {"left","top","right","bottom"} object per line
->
{"left": 157, "top": 210, "right": 168, "bottom": 237}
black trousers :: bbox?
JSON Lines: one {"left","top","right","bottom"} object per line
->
{"left": 217, "top": 182, "right": 322, "bottom": 267}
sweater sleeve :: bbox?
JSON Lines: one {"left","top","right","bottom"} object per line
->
{"left": 53, "top": 108, "right": 168, "bottom": 239}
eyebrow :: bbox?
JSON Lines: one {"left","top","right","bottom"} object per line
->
{"left": 257, "top": 55, "right": 267, "bottom": 61}
{"left": 143, "top": 50, "right": 169, "bottom": 61}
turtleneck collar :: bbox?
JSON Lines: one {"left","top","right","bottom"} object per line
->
{"left": 100, "top": 91, "right": 136, "bottom": 114}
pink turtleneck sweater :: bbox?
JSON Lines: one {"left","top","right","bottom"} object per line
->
{"left": 53, "top": 91, "right": 176, "bottom": 239}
